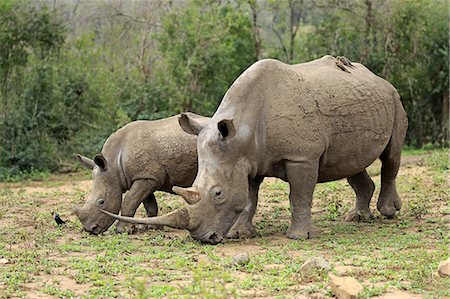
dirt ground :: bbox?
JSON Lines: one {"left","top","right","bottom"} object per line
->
{"left": 0, "top": 151, "right": 448, "bottom": 298}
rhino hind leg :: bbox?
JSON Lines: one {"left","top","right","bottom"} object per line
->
{"left": 377, "top": 111, "right": 407, "bottom": 218}
{"left": 226, "top": 177, "right": 263, "bottom": 239}
{"left": 140, "top": 194, "right": 164, "bottom": 231}
{"left": 345, "top": 170, "right": 375, "bottom": 222}
{"left": 377, "top": 145, "right": 403, "bottom": 218}
{"left": 143, "top": 194, "right": 158, "bottom": 217}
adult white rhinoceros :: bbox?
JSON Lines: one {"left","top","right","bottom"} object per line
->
{"left": 102, "top": 56, "right": 408, "bottom": 244}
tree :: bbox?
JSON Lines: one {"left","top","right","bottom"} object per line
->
{"left": 267, "top": 0, "right": 306, "bottom": 63}
{"left": 305, "top": 0, "right": 448, "bottom": 146}
{"left": 155, "top": 1, "right": 257, "bottom": 115}
{"left": 0, "top": 1, "right": 106, "bottom": 176}
{"left": 0, "top": 0, "right": 64, "bottom": 107}
{"left": 382, "top": 0, "right": 448, "bottom": 146}
{"left": 246, "top": 0, "right": 263, "bottom": 60}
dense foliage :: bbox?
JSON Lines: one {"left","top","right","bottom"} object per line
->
{"left": 0, "top": 0, "right": 447, "bottom": 178}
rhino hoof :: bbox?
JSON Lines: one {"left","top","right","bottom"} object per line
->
{"left": 226, "top": 224, "right": 257, "bottom": 239}
{"left": 141, "top": 224, "right": 164, "bottom": 231}
{"left": 394, "top": 198, "right": 402, "bottom": 211}
{"left": 286, "top": 225, "right": 320, "bottom": 240}
{"left": 116, "top": 222, "right": 137, "bottom": 234}
{"left": 378, "top": 205, "right": 397, "bottom": 218}
{"left": 345, "top": 209, "right": 373, "bottom": 222}
{"left": 377, "top": 192, "right": 402, "bottom": 217}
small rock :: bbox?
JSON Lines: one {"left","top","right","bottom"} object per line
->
{"left": 329, "top": 274, "right": 363, "bottom": 299}
{"left": 438, "top": 258, "right": 450, "bottom": 277}
{"left": 232, "top": 252, "right": 250, "bottom": 266}
{"left": 0, "top": 258, "right": 9, "bottom": 265}
{"left": 300, "top": 256, "right": 331, "bottom": 273}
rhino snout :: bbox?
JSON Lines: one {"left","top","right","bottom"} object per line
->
{"left": 190, "top": 230, "right": 224, "bottom": 245}
{"left": 82, "top": 222, "right": 109, "bottom": 235}
{"left": 75, "top": 202, "right": 115, "bottom": 235}
{"left": 194, "top": 231, "right": 224, "bottom": 245}
{"left": 88, "top": 224, "right": 101, "bottom": 235}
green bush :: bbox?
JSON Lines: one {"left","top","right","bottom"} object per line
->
{"left": 155, "top": 1, "right": 256, "bottom": 115}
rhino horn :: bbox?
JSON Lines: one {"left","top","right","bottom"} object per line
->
{"left": 75, "top": 154, "right": 95, "bottom": 170}
{"left": 100, "top": 207, "right": 192, "bottom": 230}
{"left": 72, "top": 205, "right": 81, "bottom": 217}
{"left": 172, "top": 186, "right": 200, "bottom": 204}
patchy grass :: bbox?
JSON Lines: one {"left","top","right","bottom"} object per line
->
{"left": 0, "top": 150, "right": 448, "bottom": 298}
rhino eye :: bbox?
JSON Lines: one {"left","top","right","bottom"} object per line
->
{"left": 96, "top": 198, "right": 105, "bottom": 206}
{"left": 210, "top": 186, "right": 224, "bottom": 203}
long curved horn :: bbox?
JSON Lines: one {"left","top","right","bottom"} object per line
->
{"left": 100, "top": 208, "right": 192, "bottom": 230}
{"left": 172, "top": 186, "right": 200, "bottom": 204}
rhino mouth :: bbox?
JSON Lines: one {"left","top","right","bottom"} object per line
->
{"left": 198, "top": 231, "right": 224, "bottom": 245}
{"left": 85, "top": 224, "right": 107, "bottom": 235}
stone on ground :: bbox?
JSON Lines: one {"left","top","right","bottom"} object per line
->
{"left": 232, "top": 252, "right": 250, "bottom": 266}
{"left": 328, "top": 274, "right": 363, "bottom": 299}
{"left": 300, "top": 256, "right": 331, "bottom": 273}
{"left": 0, "top": 258, "right": 9, "bottom": 265}
{"left": 437, "top": 258, "right": 450, "bottom": 277}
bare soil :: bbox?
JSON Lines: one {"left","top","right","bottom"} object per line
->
{"left": 0, "top": 152, "right": 448, "bottom": 298}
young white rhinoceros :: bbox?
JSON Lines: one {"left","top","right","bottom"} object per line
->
{"left": 73, "top": 114, "right": 209, "bottom": 234}
{"left": 102, "top": 56, "right": 408, "bottom": 244}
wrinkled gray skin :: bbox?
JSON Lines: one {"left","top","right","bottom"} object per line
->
{"left": 74, "top": 115, "right": 209, "bottom": 234}
{"left": 103, "top": 56, "right": 408, "bottom": 244}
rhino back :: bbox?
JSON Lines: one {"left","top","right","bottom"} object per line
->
{"left": 214, "top": 56, "right": 400, "bottom": 181}
{"left": 103, "top": 116, "right": 199, "bottom": 192}
{"left": 290, "top": 58, "right": 398, "bottom": 180}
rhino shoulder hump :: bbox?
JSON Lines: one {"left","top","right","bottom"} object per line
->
{"left": 237, "top": 59, "right": 290, "bottom": 85}
{"left": 251, "top": 59, "right": 287, "bottom": 72}
{"left": 321, "top": 55, "right": 336, "bottom": 61}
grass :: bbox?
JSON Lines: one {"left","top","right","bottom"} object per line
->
{"left": 0, "top": 150, "right": 448, "bottom": 298}
{"left": 0, "top": 167, "right": 51, "bottom": 183}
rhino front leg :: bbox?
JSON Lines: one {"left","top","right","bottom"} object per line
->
{"left": 116, "top": 179, "right": 155, "bottom": 233}
{"left": 285, "top": 160, "right": 320, "bottom": 240}
{"left": 227, "top": 176, "right": 263, "bottom": 239}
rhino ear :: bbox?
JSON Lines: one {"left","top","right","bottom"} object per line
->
{"left": 179, "top": 112, "right": 205, "bottom": 135}
{"left": 217, "top": 119, "right": 236, "bottom": 139}
{"left": 75, "top": 154, "right": 95, "bottom": 170}
{"left": 94, "top": 154, "right": 107, "bottom": 171}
